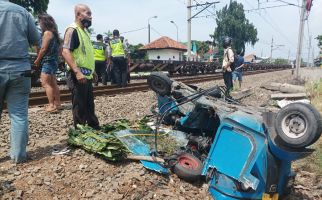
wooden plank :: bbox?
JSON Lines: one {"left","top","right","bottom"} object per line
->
{"left": 261, "top": 83, "right": 305, "bottom": 93}
{"left": 270, "top": 93, "right": 309, "bottom": 100}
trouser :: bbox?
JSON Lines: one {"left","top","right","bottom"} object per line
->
{"left": 94, "top": 60, "right": 107, "bottom": 85}
{"left": 0, "top": 70, "right": 31, "bottom": 163}
{"left": 112, "top": 57, "right": 128, "bottom": 87}
{"left": 223, "top": 71, "right": 233, "bottom": 95}
{"left": 66, "top": 71, "right": 100, "bottom": 129}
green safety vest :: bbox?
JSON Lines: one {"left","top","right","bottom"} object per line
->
{"left": 93, "top": 41, "right": 106, "bottom": 61}
{"left": 66, "top": 23, "right": 95, "bottom": 79}
{"left": 110, "top": 38, "right": 125, "bottom": 57}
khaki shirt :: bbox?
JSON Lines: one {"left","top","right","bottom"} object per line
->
{"left": 222, "top": 47, "right": 234, "bottom": 71}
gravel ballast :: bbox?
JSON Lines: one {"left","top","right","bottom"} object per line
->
{"left": 0, "top": 69, "right": 321, "bottom": 199}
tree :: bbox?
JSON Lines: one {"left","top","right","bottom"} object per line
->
{"left": 317, "top": 35, "right": 322, "bottom": 47}
{"left": 129, "top": 44, "right": 147, "bottom": 60}
{"left": 9, "top": 0, "right": 49, "bottom": 15}
{"left": 192, "top": 40, "right": 210, "bottom": 59}
{"left": 211, "top": 1, "right": 258, "bottom": 53}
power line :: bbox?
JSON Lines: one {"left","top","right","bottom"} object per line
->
{"left": 276, "top": 0, "right": 301, "bottom": 7}
{"left": 121, "top": 27, "right": 147, "bottom": 35}
{"left": 192, "top": 0, "right": 217, "bottom": 20}
{"left": 245, "top": 4, "right": 293, "bottom": 12}
{"left": 150, "top": 26, "right": 163, "bottom": 37}
{"left": 244, "top": 0, "right": 297, "bottom": 48}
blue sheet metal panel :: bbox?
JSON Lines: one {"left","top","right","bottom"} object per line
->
{"left": 208, "top": 173, "right": 264, "bottom": 199}
{"left": 209, "top": 126, "right": 253, "bottom": 179}
{"left": 228, "top": 111, "right": 264, "bottom": 135}
{"left": 203, "top": 111, "right": 267, "bottom": 190}
{"left": 267, "top": 133, "right": 314, "bottom": 161}
{"left": 157, "top": 95, "right": 178, "bottom": 114}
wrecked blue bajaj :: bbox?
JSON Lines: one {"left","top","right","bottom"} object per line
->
{"left": 145, "top": 72, "right": 322, "bottom": 200}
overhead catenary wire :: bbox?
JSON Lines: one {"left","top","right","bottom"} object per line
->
{"left": 121, "top": 27, "right": 147, "bottom": 35}
{"left": 244, "top": 0, "right": 297, "bottom": 49}
{"left": 150, "top": 26, "right": 163, "bottom": 37}
{"left": 192, "top": 0, "right": 217, "bottom": 20}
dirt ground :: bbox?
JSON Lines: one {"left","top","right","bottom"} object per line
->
{"left": 0, "top": 69, "right": 321, "bottom": 199}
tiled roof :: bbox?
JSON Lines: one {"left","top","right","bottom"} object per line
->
{"left": 140, "top": 36, "right": 187, "bottom": 51}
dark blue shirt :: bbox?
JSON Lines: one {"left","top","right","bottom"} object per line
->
{"left": 235, "top": 55, "right": 244, "bottom": 72}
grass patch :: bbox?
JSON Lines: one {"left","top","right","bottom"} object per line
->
{"left": 303, "top": 78, "right": 322, "bottom": 174}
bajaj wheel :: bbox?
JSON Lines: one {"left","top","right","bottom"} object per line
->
{"left": 301, "top": 103, "right": 322, "bottom": 145}
{"left": 275, "top": 103, "right": 320, "bottom": 148}
{"left": 147, "top": 72, "right": 172, "bottom": 96}
{"left": 173, "top": 153, "right": 203, "bottom": 182}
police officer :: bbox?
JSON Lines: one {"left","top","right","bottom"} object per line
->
{"left": 107, "top": 29, "right": 130, "bottom": 87}
{"left": 62, "top": 4, "right": 100, "bottom": 130}
{"left": 93, "top": 34, "right": 108, "bottom": 86}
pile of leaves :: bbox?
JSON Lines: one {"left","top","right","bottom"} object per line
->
{"left": 68, "top": 124, "right": 130, "bottom": 161}
{"left": 68, "top": 117, "right": 154, "bottom": 161}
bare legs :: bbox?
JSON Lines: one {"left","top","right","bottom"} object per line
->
{"left": 40, "top": 73, "right": 61, "bottom": 111}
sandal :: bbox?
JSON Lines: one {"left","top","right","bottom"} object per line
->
{"left": 52, "top": 147, "right": 70, "bottom": 155}
{"left": 45, "top": 106, "right": 58, "bottom": 113}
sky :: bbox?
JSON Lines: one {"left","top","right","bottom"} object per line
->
{"left": 47, "top": 0, "right": 322, "bottom": 62}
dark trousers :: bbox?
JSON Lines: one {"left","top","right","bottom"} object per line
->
{"left": 67, "top": 71, "right": 99, "bottom": 129}
{"left": 223, "top": 71, "right": 233, "bottom": 95}
{"left": 112, "top": 57, "right": 128, "bottom": 87}
{"left": 94, "top": 60, "right": 107, "bottom": 85}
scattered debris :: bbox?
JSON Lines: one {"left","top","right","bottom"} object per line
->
{"left": 231, "top": 88, "right": 254, "bottom": 100}
{"left": 270, "top": 92, "right": 309, "bottom": 100}
{"left": 277, "top": 99, "right": 310, "bottom": 108}
{"left": 261, "top": 82, "right": 305, "bottom": 93}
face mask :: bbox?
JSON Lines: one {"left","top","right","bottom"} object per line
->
{"left": 81, "top": 18, "right": 92, "bottom": 28}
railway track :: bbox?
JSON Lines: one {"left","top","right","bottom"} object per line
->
{"left": 27, "top": 69, "right": 286, "bottom": 107}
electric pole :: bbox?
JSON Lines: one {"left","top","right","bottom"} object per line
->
{"left": 187, "top": 0, "right": 192, "bottom": 61}
{"left": 295, "top": 0, "right": 306, "bottom": 79}
{"left": 270, "top": 37, "right": 273, "bottom": 63}
{"left": 307, "top": 35, "right": 311, "bottom": 67}
{"left": 186, "top": 1, "right": 219, "bottom": 61}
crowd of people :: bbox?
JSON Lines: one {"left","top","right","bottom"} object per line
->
{"left": 0, "top": 1, "right": 244, "bottom": 164}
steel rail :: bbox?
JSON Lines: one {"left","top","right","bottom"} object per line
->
{"left": 27, "top": 69, "right": 284, "bottom": 107}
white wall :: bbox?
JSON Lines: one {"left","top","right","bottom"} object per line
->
{"left": 147, "top": 49, "right": 184, "bottom": 61}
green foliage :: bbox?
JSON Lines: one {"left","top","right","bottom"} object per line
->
{"left": 129, "top": 44, "right": 147, "bottom": 60}
{"left": 103, "top": 30, "right": 113, "bottom": 38}
{"left": 9, "top": 0, "right": 49, "bottom": 15}
{"left": 100, "top": 119, "right": 131, "bottom": 133}
{"left": 192, "top": 40, "right": 210, "bottom": 58}
{"left": 274, "top": 58, "right": 288, "bottom": 65}
{"left": 316, "top": 35, "right": 322, "bottom": 47}
{"left": 211, "top": 1, "right": 258, "bottom": 53}
{"left": 68, "top": 124, "right": 130, "bottom": 161}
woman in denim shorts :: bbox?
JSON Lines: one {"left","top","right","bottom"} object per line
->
{"left": 34, "top": 14, "right": 61, "bottom": 112}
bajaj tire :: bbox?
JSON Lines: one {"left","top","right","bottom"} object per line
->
{"left": 275, "top": 103, "right": 319, "bottom": 148}
{"left": 173, "top": 153, "right": 203, "bottom": 182}
{"left": 147, "top": 72, "right": 172, "bottom": 96}
{"left": 300, "top": 103, "right": 322, "bottom": 145}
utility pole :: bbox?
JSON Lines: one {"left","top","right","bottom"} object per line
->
{"left": 186, "top": 1, "right": 219, "bottom": 61}
{"left": 148, "top": 16, "right": 158, "bottom": 44}
{"left": 187, "top": 0, "right": 192, "bottom": 61}
{"left": 307, "top": 35, "right": 311, "bottom": 67}
{"left": 312, "top": 47, "right": 315, "bottom": 67}
{"left": 270, "top": 37, "right": 273, "bottom": 63}
{"left": 288, "top": 49, "right": 291, "bottom": 64}
{"left": 295, "top": 0, "right": 306, "bottom": 79}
